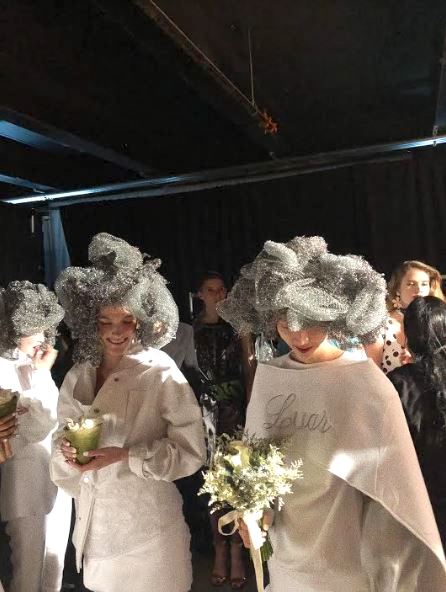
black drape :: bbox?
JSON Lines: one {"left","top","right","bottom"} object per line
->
{"left": 60, "top": 146, "right": 446, "bottom": 320}
{"left": 0, "top": 203, "right": 43, "bottom": 285}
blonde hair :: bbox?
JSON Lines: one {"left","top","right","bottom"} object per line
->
{"left": 387, "top": 260, "right": 445, "bottom": 311}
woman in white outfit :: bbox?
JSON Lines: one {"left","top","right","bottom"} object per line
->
{"left": 219, "top": 236, "right": 446, "bottom": 591}
{"left": 0, "top": 411, "right": 19, "bottom": 592}
{"left": 0, "top": 281, "right": 71, "bottom": 592}
{"left": 51, "top": 233, "right": 206, "bottom": 592}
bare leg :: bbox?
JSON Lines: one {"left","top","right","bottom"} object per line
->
{"left": 230, "top": 533, "right": 247, "bottom": 590}
{"left": 210, "top": 511, "right": 228, "bottom": 586}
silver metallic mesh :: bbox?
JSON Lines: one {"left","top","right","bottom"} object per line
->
{"left": 0, "top": 281, "right": 64, "bottom": 357}
{"left": 217, "top": 236, "right": 387, "bottom": 346}
{"left": 55, "top": 233, "right": 178, "bottom": 365}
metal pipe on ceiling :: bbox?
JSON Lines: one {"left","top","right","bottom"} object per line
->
{"left": 3, "top": 133, "right": 446, "bottom": 207}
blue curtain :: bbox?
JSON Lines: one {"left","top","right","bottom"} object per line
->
{"left": 42, "top": 209, "right": 71, "bottom": 287}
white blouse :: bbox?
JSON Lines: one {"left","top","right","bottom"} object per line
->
{"left": 0, "top": 352, "right": 59, "bottom": 520}
{"left": 50, "top": 347, "right": 206, "bottom": 570}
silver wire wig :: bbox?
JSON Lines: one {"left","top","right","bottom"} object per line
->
{"left": 55, "top": 233, "right": 178, "bottom": 365}
{"left": 0, "top": 281, "right": 64, "bottom": 357}
{"left": 218, "top": 236, "right": 387, "bottom": 346}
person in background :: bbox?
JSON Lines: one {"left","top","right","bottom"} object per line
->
{"left": 219, "top": 236, "right": 446, "bottom": 591}
{"left": 365, "top": 260, "right": 444, "bottom": 373}
{"left": 388, "top": 295, "right": 446, "bottom": 545}
{"left": 52, "top": 233, "right": 205, "bottom": 592}
{"left": 194, "top": 271, "right": 256, "bottom": 589}
{"left": 0, "top": 281, "right": 71, "bottom": 592}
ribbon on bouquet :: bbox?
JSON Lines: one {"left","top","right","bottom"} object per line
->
{"left": 218, "top": 509, "right": 266, "bottom": 592}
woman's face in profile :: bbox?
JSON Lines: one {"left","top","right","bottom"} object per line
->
{"left": 97, "top": 306, "right": 137, "bottom": 357}
{"left": 398, "top": 268, "right": 430, "bottom": 308}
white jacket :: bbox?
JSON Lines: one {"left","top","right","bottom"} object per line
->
{"left": 50, "top": 347, "right": 206, "bottom": 570}
{"left": 0, "top": 352, "right": 59, "bottom": 520}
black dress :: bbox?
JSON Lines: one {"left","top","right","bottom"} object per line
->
{"left": 388, "top": 364, "right": 446, "bottom": 545}
{"left": 193, "top": 318, "right": 246, "bottom": 435}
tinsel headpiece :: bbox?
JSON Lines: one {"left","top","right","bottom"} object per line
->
{"left": 0, "top": 281, "right": 64, "bottom": 357}
{"left": 217, "top": 236, "right": 387, "bottom": 346}
{"left": 55, "top": 233, "right": 178, "bottom": 365}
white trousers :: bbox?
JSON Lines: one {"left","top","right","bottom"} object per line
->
{"left": 6, "top": 489, "right": 72, "bottom": 592}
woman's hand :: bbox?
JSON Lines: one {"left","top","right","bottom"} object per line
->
{"left": 0, "top": 413, "right": 18, "bottom": 440}
{"left": 63, "top": 445, "right": 129, "bottom": 473}
{"left": 238, "top": 509, "right": 274, "bottom": 548}
{"left": 32, "top": 346, "right": 58, "bottom": 371}
{"left": 61, "top": 438, "right": 78, "bottom": 462}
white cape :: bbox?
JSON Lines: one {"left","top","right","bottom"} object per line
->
{"left": 246, "top": 357, "right": 446, "bottom": 591}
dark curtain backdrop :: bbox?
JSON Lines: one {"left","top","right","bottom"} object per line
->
{"left": 60, "top": 146, "right": 446, "bottom": 321}
{"left": 0, "top": 203, "right": 43, "bottom": 285}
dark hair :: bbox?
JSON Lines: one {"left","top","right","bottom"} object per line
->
{"left": 196, "top": 271, "right": 226, "bottom": 292}
{"left": 404, "top": 296, "right": 446, "bottom": 427}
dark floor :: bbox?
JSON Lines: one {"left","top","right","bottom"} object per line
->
{"left": 190, "top": 550, "right": 257, "bottom": 592}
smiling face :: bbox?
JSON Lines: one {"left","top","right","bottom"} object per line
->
{"left": 276, "top": 320, "right": 342, "bottom": 364}
{"left": 398, "top": 268, "right": 431, "bottom": 308}
{"left": 18, "top": 331, "right": 46, "bottom": 357}
{"left": 97, "top": 306, "right": 138, "bottom": 358}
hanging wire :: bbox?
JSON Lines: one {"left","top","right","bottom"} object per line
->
{"left": 146, "top": 0, "right": 264, "bottom": 117}
{"left": 248, "top": 28, "right": 256, "bottom": 107}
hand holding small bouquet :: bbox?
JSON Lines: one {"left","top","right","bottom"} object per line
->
{"left": 200, "top": 431, "right": 302, "bottom": 592}
{"left": 0, "top": 388, "right": 19, "bottom": 462}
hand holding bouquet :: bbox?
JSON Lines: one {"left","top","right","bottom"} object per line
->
{"left": 200, "top": 431, "right": 302, "bottom": 592}
{"left": 0, "top": 389, "right": 19, "bottom": 462}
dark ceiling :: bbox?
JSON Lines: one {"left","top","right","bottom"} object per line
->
{"left": 1, "top": 0, "right": 445, "bottom": 203}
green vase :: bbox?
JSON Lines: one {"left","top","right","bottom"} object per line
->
{"left": 64, "top": 423, "right": 102, "bottom": 465}
{"left": 0, "top": 394, "right": 18, "bottom": 419}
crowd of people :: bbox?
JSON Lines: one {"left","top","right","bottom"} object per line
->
{"left": 1, "top": 231, "right": 446, "bottom": 592}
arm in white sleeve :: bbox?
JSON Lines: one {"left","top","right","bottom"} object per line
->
{"left": 14, "top": 368, "right": 58, "bottom": 448}
{"left": 50, "top": 366, "right": 84, "bottom": 498}
{"left": 128, "top": 369, "right": 206, "bottom": 482}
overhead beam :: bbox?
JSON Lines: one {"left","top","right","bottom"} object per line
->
{"left": 4, "top": 133, "right": 445, "bottom": 207}
{"left": 0, "top": 135, "right": 137, "bottom": 190}
{"left": 0, "top": 107, "right": 155, "bottom": 177}
{"left": 0, "top": 174, "right": 56, "bottom": 192}
{"left": 0, "top": 136, "right": 65, "bottom": 190}
{"left": 91, "top": 0, "right": 287, "bottom": 157}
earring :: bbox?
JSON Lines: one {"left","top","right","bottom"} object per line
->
{"left": 392, "top": 294, "right": 402, "bottom": 311}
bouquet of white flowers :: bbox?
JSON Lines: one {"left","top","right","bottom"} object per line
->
{"left": 200, "top": 431, "right": 302, "bottom": 592}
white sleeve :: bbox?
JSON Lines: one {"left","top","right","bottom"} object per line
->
{"left": 49, "top": 366, "right": 85, "bottom": 498}
{"left": 13, "top": 368, "right": 58, "bottom": 450}
{"left": 128, "top": 368, "right": 206, "bottom": 482}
